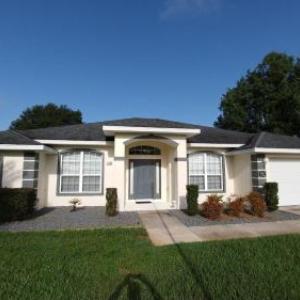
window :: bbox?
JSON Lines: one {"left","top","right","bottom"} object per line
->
{"left": 129, "top": 145, "right": 161, "bottom": 155}
{"left": 188, "top": 152, "right": 223, "bottom": 192}
{"left": 0, "top": 156, "right": 3, "bottom": 188}
{"left": 23, "top": 152, "right": 39, "bottom": 188}
{"left": 59, "top": 150, "right": 103, "bottom": 193}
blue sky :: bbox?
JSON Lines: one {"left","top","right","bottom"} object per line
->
{"left": 0, "top": 0, "right": 299, "bottom": 130}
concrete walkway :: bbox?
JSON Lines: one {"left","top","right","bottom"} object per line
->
{"left": 139, "top": 210, "right": 300, "bottom": 246}
{"left": 138, "top": 211, "right": 200, "bottom": 246}
{"left": 190, "top": 220, "right": 300, "bottom": 242}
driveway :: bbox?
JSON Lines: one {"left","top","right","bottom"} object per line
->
{"left": 0, "top": 207, "right": 141, "bottom": 232}
{"left": 280, "top": 205, "right": 300, "bottom": 216}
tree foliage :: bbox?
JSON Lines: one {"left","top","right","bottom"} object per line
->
{"left": 10, "top": 103, "right": 82, "bottom": 130}
{"left": 215, "top": 52, "right": 300, "bottom": 135}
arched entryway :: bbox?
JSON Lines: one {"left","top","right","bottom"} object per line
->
{"left": 124, "top": 137, "right": 178, "bottom": 210}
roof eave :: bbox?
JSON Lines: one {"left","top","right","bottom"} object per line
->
{"left": 227, "top": 147, "right": 300, "bottom": 156}
{"left": 188, "top": 143, "right": 244, "bottom": 148}
{"left": 102, "top": 125, "right": 201, "bottom": 137}
{"left": 0, "top": 144, "right": 57, "bottom": 153}
{"left": 35, "top": 139, "right": 113, "bottom": 146}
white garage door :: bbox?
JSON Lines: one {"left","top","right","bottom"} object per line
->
{"left": 268, "top": 158, "right": 300, "bottom": 206}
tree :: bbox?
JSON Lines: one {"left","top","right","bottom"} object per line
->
{"left": 10, "top": 103, "right": 83, "bottom": 130}
{"left": 215, "top": 52, "right": 300, "bottom": 136}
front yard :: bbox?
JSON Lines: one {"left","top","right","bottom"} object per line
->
{"left": 0, "top": 229, "right": 300, "bottom": 299}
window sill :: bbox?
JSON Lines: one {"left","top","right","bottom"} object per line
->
{"left": 198, "top": 190, "right": 225, "bottom": 194}
{"left": 57, "top": 192, "right": 104, "bottom": 196}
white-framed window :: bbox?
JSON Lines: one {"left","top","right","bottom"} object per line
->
{"left": 188, "top": 152, "right": 224, "bottom": 192}
{"left": 59, "top": 150, "right": 103, "bottom": 194}
{"left": 0, "top": 155, "right": 3, "bottom": 188}
{"left": 23, "top": 152, "right": 39, "bottom": 189}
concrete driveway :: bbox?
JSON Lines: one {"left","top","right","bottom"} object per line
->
{"left": 280, "top": 206, "right": 300, "bottom": 216}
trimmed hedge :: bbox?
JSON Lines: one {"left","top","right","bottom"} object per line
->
{"left": 0, "top": 188, "right": 37, "bottom": 222}
{"left": 106, "top": 188, "right": 118, "bottom": 216}
{"left": 264, "top": 182, "right": 279, "bottom": 211}
{"left": 186, "top": 185, "right": 199, "bottom": 216}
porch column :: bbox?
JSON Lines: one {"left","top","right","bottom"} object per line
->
{"left": 113, "top": 135, "right": 127, "bottom": 211}
{"left": 175, "top": 138, "right": 188, "bottom": 209}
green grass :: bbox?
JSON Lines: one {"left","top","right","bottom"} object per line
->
{"left": 0, "top": 229, "right": 300, "bottom": 300}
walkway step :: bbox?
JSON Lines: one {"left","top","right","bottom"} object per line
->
{"left": 138, "top": 211, "right": 200, "bottom": 246}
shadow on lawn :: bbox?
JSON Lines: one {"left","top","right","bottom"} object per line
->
{"left": 108, "top": 273, "right": 163, "bottom": 300}
{"left": 108, "top": 210, "right": 212, "bottom": 300}
{"left": 157, "top": 211, "right": 212, "bottom": 300}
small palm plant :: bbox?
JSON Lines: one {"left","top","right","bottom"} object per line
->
{"left": 69, "top": 198, "right": 81, "bottom": 211}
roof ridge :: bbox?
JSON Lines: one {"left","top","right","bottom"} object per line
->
{"left": 253, "top": 131, "right": 266, "bottom": 147}
{"left": 101, "top": 117, "right": 200, "bottom": 127}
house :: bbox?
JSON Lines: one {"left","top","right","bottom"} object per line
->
{"left": 0, "top": 117, "right": 300, "bottom": 211}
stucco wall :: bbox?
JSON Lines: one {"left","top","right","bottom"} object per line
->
{"left": 232, "top": 154, "right": 252, "bottom": 196}
{"left": 0, "top": 152, "right": 23, "bottom": 188}
{"left": 0, "top": 143, "right": 254, "bottom": 211}
{"left": 42, "top": 146, "right": 114, "bottom": 207}
{"left": 36, "top": 152, "right": 47, "bottom": 208}
{"left": 187, "top": 149, "right": 235, "bottom": 204}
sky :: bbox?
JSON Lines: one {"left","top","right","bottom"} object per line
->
{"left": 0, "top": 0, "right": 299, "bottom": 130}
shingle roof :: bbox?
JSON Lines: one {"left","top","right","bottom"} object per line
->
{"left": 1, "top": 117, "right": 300, "bottom": 150}
{"left": 102, "top": 117, "right": 199, "bottom": 129}
{"left": 0, "top": 130, "right": 41, "bottom": 145}
{"left": 17, "top": 118, "right": 252, "bottom": 145}
{"left": 18, "top": 123, "right": 108, "bottom": 141}
{"left": 188, "top": 125, "right": 252, "bottom": 144}
{"left": 258, "top": 132, "right": 300, "bottom": 148}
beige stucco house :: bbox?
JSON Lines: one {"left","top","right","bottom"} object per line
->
{"left": 1, "top": 118, "right": 300, "bottom": 210}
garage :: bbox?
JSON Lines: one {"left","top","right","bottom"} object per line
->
{"left": 268, "top": 157, "right": 300, "bottom": 206}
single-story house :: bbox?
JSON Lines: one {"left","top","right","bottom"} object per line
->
{"left": 0, "top": 117, "right": 300, "bottom": 211}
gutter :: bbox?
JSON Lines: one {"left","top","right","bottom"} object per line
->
{"left": 227, "top": 147, "right": 300, "bottom": 156}
{"left": 0, "top": 144, "right": 57, "bottom": 153}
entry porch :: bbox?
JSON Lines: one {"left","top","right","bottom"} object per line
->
{"left": 111, "top": 133, "right": 188, "bottom": 211}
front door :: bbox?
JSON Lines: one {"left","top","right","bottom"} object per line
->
{"left": 130, "top": 160, "right": 160, "bottom": 200}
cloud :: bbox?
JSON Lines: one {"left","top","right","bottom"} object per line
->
{"left": 160, "top": 0, "right": 220, "bottom": 20}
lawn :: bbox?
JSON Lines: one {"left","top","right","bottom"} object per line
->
{"left": 0, "top": 229, "right": 300, "bottom": 300}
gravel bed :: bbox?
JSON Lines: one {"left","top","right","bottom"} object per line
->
{"left": 169, "top": 209, "right": 300, "bottom": 227}
{"left": 0, "top": 207, "right": 141, "bottom": 232}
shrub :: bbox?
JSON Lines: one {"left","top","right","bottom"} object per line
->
{"left": 247, "top": 191, "right": 267, "bottom": 217}
{"left": 228, "top": 196, "right": 244, "bottom": 217}
{"left": 106, "top": 188, "right": 118, "bottom": 216}
{"left": 0, "top": 188, "right": 37, "bottom": 222}
{"left": 201, "top": 194, "right": 223, "bottom": 220}
{"left": 264, "top": 182, "right": 279, "bottom": 211}
{"left": 186, "top": 185, "right": 199, "bottom": 216}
